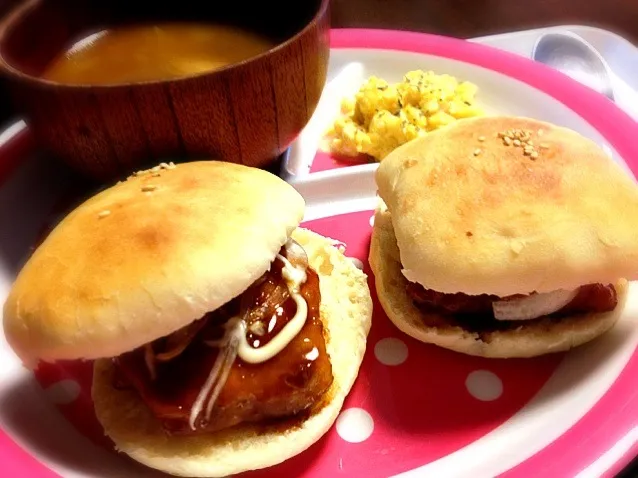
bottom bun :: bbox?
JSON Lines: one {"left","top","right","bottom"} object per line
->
{"left": 92, "top": 228, "right": 372, "bottom": 477}
{"left": 369, "top": 209, "right": 628, "bottom": 359}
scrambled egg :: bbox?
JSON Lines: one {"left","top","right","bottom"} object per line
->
{"left": 327, "top": 70, "right": 484, "bottom": 161}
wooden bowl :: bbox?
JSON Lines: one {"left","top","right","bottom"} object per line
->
{"left": 0, "top": 0, "right": 330, "bottom": 181}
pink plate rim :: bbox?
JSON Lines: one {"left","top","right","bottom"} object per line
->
{"left": 0, "top": 28, "right": 637, "bottom": 477}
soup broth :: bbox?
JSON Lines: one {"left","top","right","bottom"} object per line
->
{"left": 41, "top": 23, "right": 276, "bottom": 85}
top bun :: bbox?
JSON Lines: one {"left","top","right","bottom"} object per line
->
{"left": 376, "top": 116, "right": 638, "bottom": 297}
{"left": 3, "top": 161, "right": 305, "bottom": 367}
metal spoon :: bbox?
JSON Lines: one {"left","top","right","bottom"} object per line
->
{"left": 532, "top": 31, "right": 615, "bottom": 101}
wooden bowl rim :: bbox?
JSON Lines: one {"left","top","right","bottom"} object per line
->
{"left": 0, "top": 0, "right": 330, "bottom": 90}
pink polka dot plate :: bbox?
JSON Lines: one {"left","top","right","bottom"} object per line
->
{"left": 1, "top": 28, "right": 638, "bottom": 478}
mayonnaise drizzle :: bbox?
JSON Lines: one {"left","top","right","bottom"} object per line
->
{"left": 237, "top": 253, "right": 308, "bottom": 364}
{"left": 188, "top": 239, "right": 310, "bottom": 430}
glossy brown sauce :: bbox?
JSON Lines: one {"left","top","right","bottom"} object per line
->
{"left": 244, "top": 258, "right": 305, "bottom": 349}
{"left": 114, "top": 257, "right": 333, "bottom": 434}
{"left": 41, "top": 23, "right": 275, "bottom": 85}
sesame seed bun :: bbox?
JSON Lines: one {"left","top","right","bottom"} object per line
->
{"left": 369, "top": 207, "right": 627, "bottom": 358}
{"left": 3, "top": 161, "right": 305, "bottom": 367}
{"left": 376, "top": 116, "right": 638, "bottom": 297}
{"left": 92, "top": 228, "right": 372, "bottom": 477}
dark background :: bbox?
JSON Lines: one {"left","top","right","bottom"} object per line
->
{"left": 0, "top": 0, "right": 636, "bottom": 475}
{"left": 331, "top": 0, "right": 638, "bottom": 43}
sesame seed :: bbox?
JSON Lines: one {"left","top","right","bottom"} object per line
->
{"left": 473, "top": 148, "right": 481, "bottom": 156}
{"left": 478, "top": 136, "right": 485, "bottom": 142}
{"left": 513, "top": 139, "right": 521, "bottom": 146}
{"left": 503, "top": 137, "right": 512, "bottom": 146}
{"left": 98, "top": 210, "right": 111, "bottom": 218}
{"left": 500, "top": 128, "right": 532, "bottom": 142}
{"left": 511, "top": 240, "right": 524, "bottom": 254}
{"left": 530, "top": 151, "right": 539, "bottom": 159}
{"left": 539, "top": 143, "right": 549, "bottom": 149}
{"left": 141, "top": 185, "right": 157, "bottom": 192}
{"left": 527, "top": 140, "right": 534, "bottom": 146}
{"left": 168, "top": 162, "right": 176, "bottom": 169}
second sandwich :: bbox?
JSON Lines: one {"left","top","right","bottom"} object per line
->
{"left": 370, "top": 115, "right": 638, "bottom": 358}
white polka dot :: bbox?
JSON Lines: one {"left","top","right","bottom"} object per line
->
{"left": 336, "top": 408, "right": 374, "bottom": 443}
{"left": 43, "top": 379, "right": 81, "bottom": 405}
{"left": 465, "top": 370, "right": 503, "bottom": 401}
{"left": 374, "top": 337, "right": 408, "bottom": 366}
{"left": 369, "top": 215, "right": 375, "bottom": 227}
{"left": 349, "top": 257, "right": 364, "bottom": 270}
